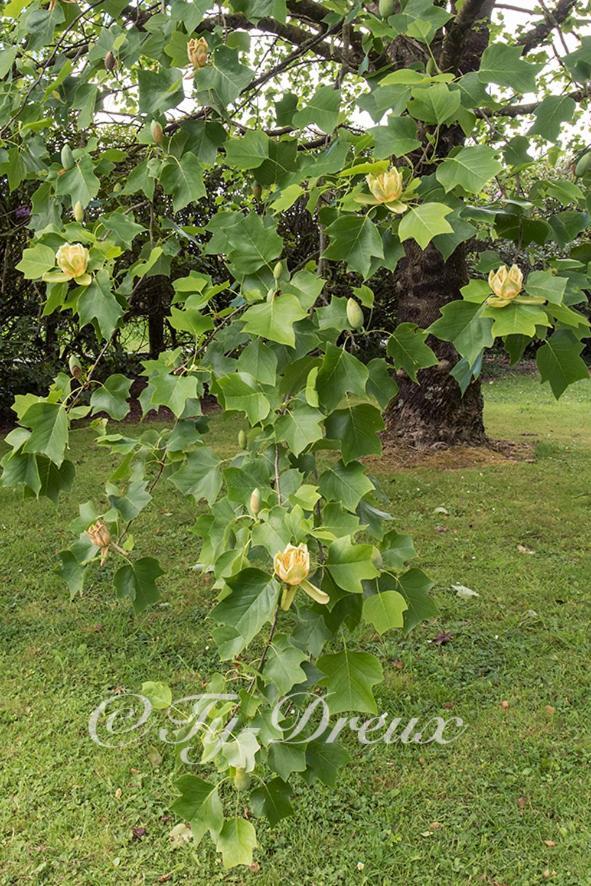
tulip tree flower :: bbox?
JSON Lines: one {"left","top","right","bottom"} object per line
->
{"left": 487, "top": 264, "right": 546, "bottom": 308}
{"left": 86, "top": 520, "right": 112, "bottom": 565}
{"left": 187, "top": 37, "right": 208, "bottom": 69}
{"left": 273, "top": 543, "right": 329, "bottom": 610}
{"left": 356, "top": 167, "right": 420, "bottom": 214}
{"left": 43, "top": 243, "right": 92, "bottom": 286}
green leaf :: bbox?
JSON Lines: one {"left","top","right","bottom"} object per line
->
{"left": 275, "top": 404, "right": 324, "bottom": 456}
{"left": 216, "top": 372, "right": 271, "bottom": 424}
{"left": 225, "top": 130, "right": 269, "bottom": 169}
{"left": 399, "top": 203, "right": 453, "bottom": 249}
{"left": 212, "top": 568, "right": 278, "bottom": 655}
{"left": 317, "top": 649, "right": 383, "bottom": 714}
{"left": 436, "top": 146, "right": 502, "bottom": 194}
{"left": 525, "top": 271, "right": 567, "bottom": 305}
{"left": 428, "top": 302, "right": 494, "bottom": 366}
{"left": 114, "top": 557, "right": 164, "bottom": 613}
{"left": 318, "top": 460, "right": 374, "bottom": 512}
{"left": 215, "top": 817, "right": 257, "bottom": 869}
{"left": 486, "top": 303, "right": 550, "bottom": 338}
{"left": 478, "top": 44, "right": 541, "bottom": 93}
{"left": 242, "top": 294, "right": 307, "bottom": 348}
{"left": 195, "top": 46, "right": 253, "bottom": 109}
{"left": 170, "top": 447, "right": 222, "bottom": 504}
{"left": 407, "top": 83, "right": 461, "bottom": 124}
{"left": 528, "top": 95, "right": 576, "bottom": 142}
{"left": 394, "top": 567, "right": 436, "bottom": 632}
{"left": 237, "top": 340, "right": 278, "bottom": 386}
{"left": 536, "top": 328, "right": 590, "bottom": 398}
{"left": 323, "top": 216, "right": 384, "bottom": 277}
{"left": 56, "top": 155, "right": 100, "bottom": 208}
{"left": 325, "top": 404, "right": 384, "bottom": 463}
{"left": 262, "top": 634, "right": 307, "bottom": 695}
{"left": 362, "top": 590, "right": 408, "bottom": 635}
{"left": 250, "top": 778, "right": 294, "bottom": 827}
{"left": 172, "top": 774, "right": 222, "bottom": 830}
{"left": 387, "top": 322, "right": 438, "bottom": 381}
{"left": 160, "top": 153, "right": 205, "bottom": 211}
{"left": 268, "top": 742, "right": 307, "bottom": 781}
{"left": 141, "top": 681, "right": 172, "bottom": 710}
{"left": 316, "top": 343, "right": 368, "bottom": 412}
{"left": 22, "top": 402, "right": 68, "bottom": 467}
{"left": 326, "top": 536, "right": 380, "bottom": 593}
{"left": 58, "top": 550, "right": 85, "bottom": 598}
{"left": 90, "top": 375, "right": 132, "bottom": 421}
{"left": 138, "top": 67, "right": 184, "bottom": 114}
{"left": 293, "top": 86, "right": 341, "bottom": 133}
{"left": 16, "top": 243, "right": 56, "bottom": 279}
{"left": 78, "top": 271, "right": 123, "bottom": 340}
{"left": 371, "top": 115, "right": 421, "bottom": 159}
{"left": 304, "top": 740, "right": 349, "bottom": 786}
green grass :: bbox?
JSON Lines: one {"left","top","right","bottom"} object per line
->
{"left": 1, "top": 373, "right": 590, "bottom": 885}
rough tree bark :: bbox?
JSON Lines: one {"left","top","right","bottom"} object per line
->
{"left": 385, "top": 0, "right": 495, "bottom": 447}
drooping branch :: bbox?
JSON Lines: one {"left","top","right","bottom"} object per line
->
{"left": 517, "top": 0, "right": 579, "bottom": 53}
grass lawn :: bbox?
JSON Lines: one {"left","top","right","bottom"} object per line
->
{"left": 1, "top": 373, "right": 590, "bottom": 885}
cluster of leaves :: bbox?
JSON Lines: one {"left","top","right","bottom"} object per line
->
{"left": 1, "top": 0, "right": 590, "bottom": 868}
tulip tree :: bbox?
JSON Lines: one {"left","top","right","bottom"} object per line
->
{"left": 1, "top": 0, "right": 591, "bottom": 868}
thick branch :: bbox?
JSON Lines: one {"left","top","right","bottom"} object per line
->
{"left": 480, "top": 87, "right": 587, "bottom": 117}
{"left": 197, "top": 13, "right": 339, "bottom": 61}
{"left": 438, "top": 0, "right": 496, "bottom": 73}
{"left": 517, "top": 0, "right": 579, "bottom": 53}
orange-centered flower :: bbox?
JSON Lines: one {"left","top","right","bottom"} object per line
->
{"left": 487, "top": 264, "right": 523, "bottom": 308}
{"left": 187, "top": 37, "right": 208, "bottom": 69}
{"left": 273, "top": 543, "right": 329, "bottom": 610}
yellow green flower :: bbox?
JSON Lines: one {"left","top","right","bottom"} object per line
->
{"left": 273, "top": 543, "right": 329, "bottom": 610}
{"left": 43, "top": 243, "right": 91, "bottom": 286}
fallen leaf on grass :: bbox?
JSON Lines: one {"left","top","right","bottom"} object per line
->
{"left": 169, "top": 822, "right": 193, "bottom": 848}
{"left": 431, "top": 631, "right": 453, "bottom": 645}
{"left": 517, "top": 544, "right": 535, "bottom": 555}
{"left": 131, "top": 826, "right": 146, "bottom": 841}
{"left": 452, "top": 584, "right": 479, "bottom": 599}
{"left": 544, "top": 840, "right": 557, "bottom": 847}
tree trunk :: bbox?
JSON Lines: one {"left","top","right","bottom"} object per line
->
{"left": 383, "top": 0, "right": 494, "bottom": 447}
{"left": 385, "top": 242, "right": 486, "bottom": 447}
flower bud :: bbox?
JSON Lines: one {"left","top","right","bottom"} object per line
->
{"left": 378, "top": 0, "right": 395, "bottom": 17}
{"left": 273, "top": 260, "right": 283, "bottom": 281}
{"left": 60, "top": 144, "right": 75, "bottom": 170}
{"left": 238, "top": 429, "right": 247, "bottom": 449}
{"left": 575, "top": 151, "right": 591, "bottom": 178}
{"left": 346, "top": 298, "right": 364, "bottom": 330}
{"left": 73, "top": 201, "right": 84, "bottom": 223}
{"left": 187, "top": 36, "right": 208, "bottom": 70}
{"left": 104, "top": 50, "right": 117, "bottom": 71}
{"left": 232, "top": 768, "right": 250, "bottom": 791}
{"left": 151, "top": 120, "right": 164, "bottom": 145}
{"left": 68, "top": 355, "right": 82, "bottom": 379}
{"left": 249, "top": 488, "right": 261, "bottom": 516}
